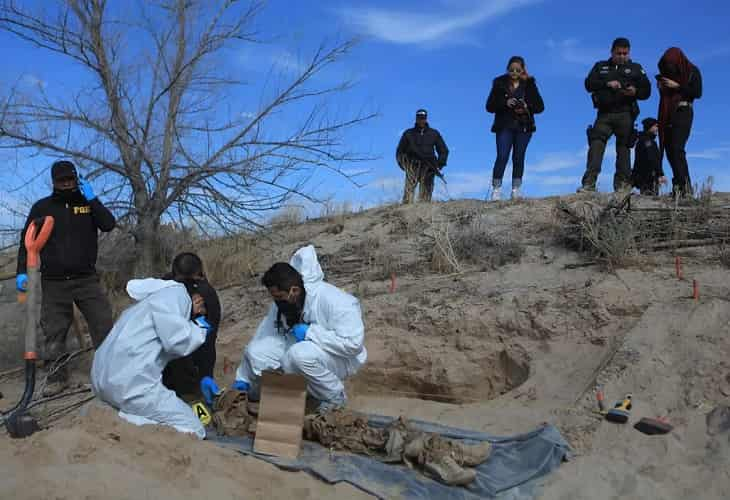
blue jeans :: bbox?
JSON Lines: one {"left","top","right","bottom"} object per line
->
{"left": 492, "top": 128, "right": 532, "bottom": 188}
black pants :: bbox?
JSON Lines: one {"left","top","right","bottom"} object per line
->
{"left": 665, "top": 106, "right": 694, "bottom": 197}
{"left": 581, "top": 111, "right": 633, "bottom": 191}
{"left": 41, "top": 275, "right": 113, "bottom": 381}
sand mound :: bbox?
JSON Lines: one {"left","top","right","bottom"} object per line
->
{"left": 0, "top": 404, "right": 369, "bottom": 499}
{"left": 3, "top": 194, "right": 730, "bottom": 499}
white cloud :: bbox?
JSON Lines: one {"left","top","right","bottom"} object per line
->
{"left": 687, "top": 147, "right": 730, "bottom": 160}
{"left": 535, "top": 175, "right": 579, "bottom": 186}
{"left": 337, "top": 0, "right": 540, "bottom": 45}
{"left": 271, "top": 50, "right": 307, "bottom": 74}
{"left": 370, "top": 176, "right": 402, "bottom": 191}
{"left": 21, "top": 73, "right": 46, "bottom": 88}
{"left": 546, "top": 38, "right": 602, "bottom": 66}
{"left": 238, "top": 47, "right": 307, "bottom": 75}
{"left": 694, "top": 45, "right": 730, "bottom": 62}
{"left": 436, "top": 171, "right": 492, "bottom": 198}
{"left": 527, "top": 150, "right": 584, "bottom": 173}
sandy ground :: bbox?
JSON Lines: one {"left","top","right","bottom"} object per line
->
{"left": 2, "top": 194, "right": 730, "bottom": 499}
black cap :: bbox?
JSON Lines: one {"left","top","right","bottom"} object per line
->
{"left": 612, "top": 37, "right": 630, "bottom": 50}
{"left": 415, "top": 109, "right": 428, "bottom": 118}
{"left": 51, "top": 160, "right": 77, "bottom": 181}
{"left": 642, "top": 117, "right": 658, "bottom": 131}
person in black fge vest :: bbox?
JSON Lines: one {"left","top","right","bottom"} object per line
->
{"left": 16, "top": 160, "right": 115, "bottom": 396}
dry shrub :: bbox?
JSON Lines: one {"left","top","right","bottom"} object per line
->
{"left": 429, "top": 220, "right": 461, "bottom": 273}
{"left": 555, "top": 198, "right": 637, "bottom": 269}
{"left": 196, "top": 235, "right": 260, "bottom": 288}
{"left": 340, "top": 235, "right": 400, "bottom": 280}
{"left": 429, "top": 215, "right": 524, "bottom": 273}
{"left": 717, "top": 242, "right": 730, "bottom": 269}
{"left": 269, "top": 204, "right": 306, "bottom": 227}
{"left": 318, "top": 200, "right": 354, "bottom": 224}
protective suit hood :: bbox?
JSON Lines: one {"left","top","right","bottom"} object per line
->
{"left": 126, "top": 278, "right": 190, "bottom": 318}
{"left": 127, "top": 278, "right": 181, "bottom": 300}
{"left": 289, "top": 245, "right": 324, "bottom": 286}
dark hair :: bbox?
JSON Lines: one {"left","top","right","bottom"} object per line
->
{"left": 612, "top": 37, "right": 630, "bottom": 50}
{"left": 262, "top": 262, "right": 303, "bottom": 291}
{"left": 171, "top": 252, "right": 204, "bottom": 279}
{"left": 507, "top": 56, "right": 525, "bottom": 70}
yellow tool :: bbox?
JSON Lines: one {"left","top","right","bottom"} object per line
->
{"left": 606, "top": 394, "right": 632, "bottom": 423}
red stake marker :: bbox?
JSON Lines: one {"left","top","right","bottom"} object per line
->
{"left": 389, "top": 273, "right": 397, "bottom": 293}
{"left": 693, "top": 279, "right": 699, "bottom": 301}
{"left": 675, "top": 256, "right": 683, "bottom": 280}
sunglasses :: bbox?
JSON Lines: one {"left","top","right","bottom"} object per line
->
{"left": 508, "top": 68, "right": 524, "bottom": 74}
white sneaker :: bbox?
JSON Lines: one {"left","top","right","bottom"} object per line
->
{"left": 490, "top": 187, "right": 501, "bottom": 201}
{"left": 511, "top": 187, "right": 522, "bottom": 200}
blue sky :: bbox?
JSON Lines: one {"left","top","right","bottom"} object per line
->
{"left": 1, "top": 0, "right": 730, "bottom": 227}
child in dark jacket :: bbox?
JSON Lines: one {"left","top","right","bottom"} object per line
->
{"left": 632, "top": 118, "right": 666, "bottom": 195}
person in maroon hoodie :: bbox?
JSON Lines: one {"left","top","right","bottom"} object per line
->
{"left": 656, "top": 47, "right": 703, "bottom": 198}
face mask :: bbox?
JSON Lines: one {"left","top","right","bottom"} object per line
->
{"left": 275, "top": 287, "right": 305, "bottom": 327}
{"left": 53, "top": 188, "right": 78, "bottom": 202}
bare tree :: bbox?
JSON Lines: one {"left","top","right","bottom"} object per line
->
{"left": 0, "top": 0, "right": 374, "bottom": 273}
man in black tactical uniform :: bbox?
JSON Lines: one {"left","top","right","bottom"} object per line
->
{"left": 396, "top": 109, "right": 449, "bottom": 204}
{"left": 579, "top": 38, "right": 651, "bottom": 193}
{"left": 16, "top": 160, "right": 116, "bottom": 396}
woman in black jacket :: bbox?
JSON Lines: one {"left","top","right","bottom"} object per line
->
{"left": 486, "top": 56, "right": 545, "bottom": 200}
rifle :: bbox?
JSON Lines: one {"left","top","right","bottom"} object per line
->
{"left": 398, "top": 155, "right": 446, "bottom": 185}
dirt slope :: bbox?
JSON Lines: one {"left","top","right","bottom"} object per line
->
{"left": 2, "top": 194, "right": 730, "bottom": 499}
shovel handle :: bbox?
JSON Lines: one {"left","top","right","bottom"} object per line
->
{"left": 24, "top": 216, "right": 54, "bottom": 269}
{"left": 22, "top": 216, "right": 53, "bottom": 360}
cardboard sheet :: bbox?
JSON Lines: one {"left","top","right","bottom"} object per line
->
{"left": 253, "top": 370, "right": 307, "bottom": 459}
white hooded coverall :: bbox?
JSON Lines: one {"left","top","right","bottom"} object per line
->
{"left": 91, "top": 279, "right": 208, "bottom": 439}
{"left": 236, "top": 245, "right": 367, "bottom": 403}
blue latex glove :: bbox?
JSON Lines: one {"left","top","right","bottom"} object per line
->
{"left": 16, "top": 273, "right": 28, "bottom": 292}
{"left": 200, "top": 376, "right": 221, "bottom": 406}
{"left": 78, "top": 175, "right": 96, "bottom": 201}
{"left": 232, "top": 380, "right": 250, "bottom": 392}
{"left": 194, "top": 316, "right": 213, "bottom": 333}
{"left": 291, "top": 323, "right": 309, "bottom": 342}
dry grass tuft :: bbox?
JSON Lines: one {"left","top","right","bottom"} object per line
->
{"left": 428, "top": 213, "right": 524, "bottom": 273}
{"left": 196, "top": 234, "right": 260, "bottom": 288}
{"left": 269, "top": 204, "right": 306, "bottom": 228}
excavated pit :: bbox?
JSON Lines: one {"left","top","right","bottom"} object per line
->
{"left": 350, "top": 342, "right": 530, "bottom": 405}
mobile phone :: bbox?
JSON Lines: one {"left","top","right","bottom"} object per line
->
{"left": 654, "top": 74, "right": 662, "bottom": 81}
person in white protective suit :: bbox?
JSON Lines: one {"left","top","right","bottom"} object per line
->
{"left": 91, "top": 278, "right": 213, "bottom": 439}
{"left": 199, "top": 245, "right": 367, "bottom": 413}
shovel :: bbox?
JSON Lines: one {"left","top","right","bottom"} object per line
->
{"left": 3, "top": 216, "right": 54, "bottom": 438}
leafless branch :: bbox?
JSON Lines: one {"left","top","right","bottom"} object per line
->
{"left": 0, "top": 0, "right": 374, "bottom": 272}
